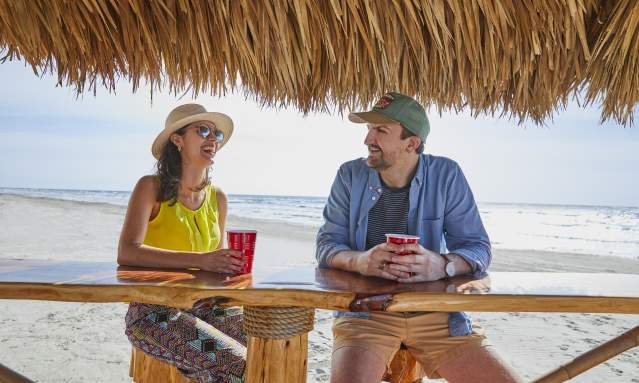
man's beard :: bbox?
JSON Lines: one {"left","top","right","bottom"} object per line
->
{"left": 366, "top": 147, "right": 391, "bottom": 170}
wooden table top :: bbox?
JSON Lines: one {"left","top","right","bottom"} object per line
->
{"left": 1, "top": 259, "right": 638, "bottom": 314}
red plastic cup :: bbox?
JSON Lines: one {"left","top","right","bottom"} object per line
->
{"left": 385, "top": 234, "right": 419, "bottom": 255}
{"left": 227, "top": 230, "right": 257, "bottom": 274}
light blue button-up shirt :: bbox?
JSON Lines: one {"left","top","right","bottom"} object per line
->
{"left": 316, "top": 154, "right": 491, "bottom": 336}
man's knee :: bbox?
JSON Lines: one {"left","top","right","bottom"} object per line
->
{"left": 331, "top": 346, "right": 387, "bottom": 383}
{"left": 436, "top": 345, "right": 523, "bottom": 383}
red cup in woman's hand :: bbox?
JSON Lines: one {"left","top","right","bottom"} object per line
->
{"left": 227, "top": 230, "right": 257, "bottom": 274}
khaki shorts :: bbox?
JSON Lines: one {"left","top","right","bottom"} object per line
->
{"left": 332, "top": 312, "right": 489, "bottom": 379}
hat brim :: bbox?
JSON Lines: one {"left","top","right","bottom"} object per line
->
{"left": 348, "top": 111, "right": 399, "bottom": 125}
{"left": 151, "top": 112, "right": 234, "bottom": 159}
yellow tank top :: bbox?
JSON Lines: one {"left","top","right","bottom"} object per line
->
{"left": 144, "top": 184, "right": 221, "bottom": 252}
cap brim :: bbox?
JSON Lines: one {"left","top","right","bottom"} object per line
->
{"left": 348, "top": 111, "right": 399, "bottom": 125}
{"left": 151, "top": 112, "right": 234, "bottom": 159}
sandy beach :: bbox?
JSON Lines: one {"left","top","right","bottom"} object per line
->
{"left": 0, "top": 194, "right": 637, "bottom": 382}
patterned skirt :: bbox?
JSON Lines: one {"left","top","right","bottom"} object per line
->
{"left": 125, "top": 300, "right": 246, "bottom": 383}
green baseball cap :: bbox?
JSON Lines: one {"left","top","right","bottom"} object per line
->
{"left": 348, "top": 92, "right": 430, "bottom": 141}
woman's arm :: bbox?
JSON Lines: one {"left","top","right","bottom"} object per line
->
{"left": 216, "top": 188, "right": 228, "bottom": 250}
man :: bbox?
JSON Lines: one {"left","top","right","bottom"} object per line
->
{"left": 316, "top": 92, "right": 521, "bottom": 383}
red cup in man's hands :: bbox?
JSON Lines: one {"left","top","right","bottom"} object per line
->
{"left": 385, "top": 234, "right": 419, "bottom": 255}
{"left": 227, "top": 230, "right": 257, "bottom": 274}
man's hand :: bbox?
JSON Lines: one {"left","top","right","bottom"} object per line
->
{"left": 388, "top": 243, "right": 446, "bottom": 283}
{"left": 353, "top": 243, "right": 403, "bottom": 280}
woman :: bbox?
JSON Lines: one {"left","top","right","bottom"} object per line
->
{"left": 118, "top": 103, "right": 246, "bottom": 382}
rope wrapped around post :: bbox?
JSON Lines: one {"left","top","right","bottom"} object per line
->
{"left": 243, "top": 306, "right": 315, "bottom": 339}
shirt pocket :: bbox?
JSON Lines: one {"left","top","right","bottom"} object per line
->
{"left": 421, "top": 217, "right": 443, "bottom": 253}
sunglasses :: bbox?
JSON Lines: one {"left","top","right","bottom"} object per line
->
{"left": 193, "top": 124, "right": 224, "bottom": 142}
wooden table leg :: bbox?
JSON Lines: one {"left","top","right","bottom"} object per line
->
{"left": 533, "top": 325, "right": 639, "bottom": 383}
{"left": 243, "top": 306, "right": 315, "bottom": 383}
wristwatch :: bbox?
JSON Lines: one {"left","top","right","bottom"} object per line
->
{"left": 443, "top": 253, "right": 456, "bottom": 278}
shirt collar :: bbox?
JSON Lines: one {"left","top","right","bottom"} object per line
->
{"left": 367, "top": 165, "right": 382, "bottom": 193}
{"left": 366, "top": 154, "right": 425, "bottom": 190}
{"left": 413, "top": 154, "right": 425, "bottom": 186}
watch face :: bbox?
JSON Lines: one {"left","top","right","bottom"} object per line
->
{"left": 445, "top": 261, "right": 456, "bottom": 277}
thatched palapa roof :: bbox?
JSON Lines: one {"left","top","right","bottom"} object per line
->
{"left": 0, "top": 0, "right": 638, "bottom": 124}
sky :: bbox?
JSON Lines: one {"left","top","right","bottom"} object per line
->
{"left": 0, "top": 59, "right": 638, "bottom": 207}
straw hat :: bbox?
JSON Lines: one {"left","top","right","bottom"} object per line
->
{"left": 151, "top": 104, "right": 234, "bottom": 159}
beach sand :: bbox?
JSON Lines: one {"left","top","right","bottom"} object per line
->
{"left": 0, "top": 194, "right": 637, "bottom": 382}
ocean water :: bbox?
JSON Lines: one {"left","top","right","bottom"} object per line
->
{"left": 1, "top": 187, "right": 637, "bottom": 260}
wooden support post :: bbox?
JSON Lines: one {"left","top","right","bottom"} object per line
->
{"left": 534, "top": 325, "right": 639, "bottom": 383}
{"left": 243, "top": 306, "right": 315, "bottom": 383}
{"left": 383, "top": 346, "right": 426, "bottom": 383}
{"left": 129, "top": 348, "right": 193, "bottom": 383}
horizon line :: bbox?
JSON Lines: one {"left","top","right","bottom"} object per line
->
{"left": 1, "top": 186, "right": 637, "bottom": 210}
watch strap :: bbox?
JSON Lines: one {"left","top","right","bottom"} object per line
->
{"left": 443, "top": 253, "right": 456, "bottom": 277}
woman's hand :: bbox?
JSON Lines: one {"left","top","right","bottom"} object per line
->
{"left": 198, "top": 249, "right": 244, "bottom": 274}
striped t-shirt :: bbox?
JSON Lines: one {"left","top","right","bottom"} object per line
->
{"left": 365, "top": 180, "right": 410, "bottom": 250}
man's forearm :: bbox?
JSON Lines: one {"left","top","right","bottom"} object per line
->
{"left": 329, "top": 250, "right": 363, "bottom": 272}
{"left": 448, "top": 252, "right": 472, "bottom": 276}
{"left": 448, "top": 245, "right": 490, "bottom": 274}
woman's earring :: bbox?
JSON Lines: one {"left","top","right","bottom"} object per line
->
{"left": 178, "top": 146, "right": 182, "bottom": 152}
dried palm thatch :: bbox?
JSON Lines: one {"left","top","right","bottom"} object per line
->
{"left": 0, "top": 0, "right": 636, "bottom": 124}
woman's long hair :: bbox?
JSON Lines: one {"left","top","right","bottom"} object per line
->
{"left": 156, "top": 127, "right": 210, "bottom": 205}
